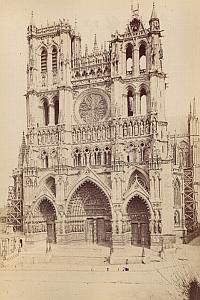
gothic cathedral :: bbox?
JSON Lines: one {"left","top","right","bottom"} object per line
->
{"left": 7, "top": 5, "right": 200, "bottom": 252}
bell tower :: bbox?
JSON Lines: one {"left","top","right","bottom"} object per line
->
{"left": 109, "top": 4, "right": 176, "bottom": 251}
{"left": 25, "top": 13, "right": 77, "bottom": 171}
{"left": 149, "top": 4, "right": 166, "bottom": 121}
{"left": 26, "top": 13, "right": 75, "bottom": 128}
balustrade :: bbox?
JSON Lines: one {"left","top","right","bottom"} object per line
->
{"left": 23, "top": 167, "right": 38, "bottom": 177}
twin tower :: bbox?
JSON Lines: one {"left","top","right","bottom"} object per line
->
{"left": 7, "top": 5, "right": 199, "bottom": 253}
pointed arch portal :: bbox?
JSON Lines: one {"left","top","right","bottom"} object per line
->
{"left": 33, "top": 198, "right": 57, "bottom": 243}
{"left": 67, "top": 180, "right": 112, "bottom": 246}
{"left": 127, "top": 195, "right": 150, "bottom": 247}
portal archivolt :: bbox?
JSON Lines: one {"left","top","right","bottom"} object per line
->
{"left": 66, "top": 180, "right": 112, "bottom": 245}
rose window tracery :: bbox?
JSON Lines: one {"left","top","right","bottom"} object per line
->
{"left": 79, "top": 92, "right": 107, "bottom": 123}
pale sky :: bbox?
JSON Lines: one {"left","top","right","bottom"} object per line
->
{"left": 0, "top": 0, "right": 200, "bottom": 206}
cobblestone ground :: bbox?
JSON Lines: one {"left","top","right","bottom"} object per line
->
{"left": 0, "top": 237, "right": 200, "bottom": 300}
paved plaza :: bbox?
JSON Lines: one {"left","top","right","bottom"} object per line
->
{"left": 0, "top": 237, "right": 200, "bottom": 300}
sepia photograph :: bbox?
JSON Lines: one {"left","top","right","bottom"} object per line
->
{"left": 0, "top": 0, "right": 200, "bottom": 299}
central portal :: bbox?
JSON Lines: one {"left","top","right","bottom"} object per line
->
{"left": 67, "top": 181, "right": 112, "bottom": 246}
{"left": 85, "top": 217, "right": 107, "bottom": 244}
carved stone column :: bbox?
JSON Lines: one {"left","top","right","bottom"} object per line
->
{"left": 133, "top": 47, "right": 139, "bottom": 77}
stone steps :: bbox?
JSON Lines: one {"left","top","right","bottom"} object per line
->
{"left": 50, "top": 255, "right": 109, "bottom": 266}
{"left": 110, "top": 246, "right": 160, "bottom": 264}
{"left": 49, "top": 244, "right": 110, "bottom": 266}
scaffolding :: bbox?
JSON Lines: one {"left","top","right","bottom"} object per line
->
{"left": 183, "top": 167, "right": 198, "bottom": 233}
{"left": 7, "top": 174, "right": 23, "bottom": 232}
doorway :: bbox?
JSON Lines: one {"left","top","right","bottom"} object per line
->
{"left": 127, "top": 196, "right": 150, "bottom": 247}
{"left": 37, "top": 198, "right": 57, "bottom": 243}
{"left": 85, "top": 217, "right": 107, "bottom": 245}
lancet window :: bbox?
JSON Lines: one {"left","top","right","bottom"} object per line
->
{"left": 140, "top": 88, "right": 147, "bottom": 115}
{"left": 43, "top": 99, "right": 49, "bottom": 126}
{"left": 41, "top": 48, "right": 47, "bottom": 72}
{"left": 126, "top": 44, "right": 133, "bottom": 74}
{"left": 139, "top": 43, "right": 146, "bottom": 72}
{"left": 52, "top": 46, "right": 58, "bottom": 71}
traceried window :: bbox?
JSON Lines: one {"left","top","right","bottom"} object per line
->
{"left": 79, "top": 91, "right": 107, "bottom": 123}
{"left": 52, "top": 47, "right": 58, "bottom": 71}
{"left": 41, "top": 48, "right": 47, "bottom": 72}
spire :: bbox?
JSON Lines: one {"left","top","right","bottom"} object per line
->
{"left": 30, "top": 11, "right": 35, "bottom": 27}
{"left": 151, "top": 3, "right": 158, "bottom": 20}
{"left": 131, "top": 0, "right": 133, "bottom": 14}
{"left": 104, "top": 41, "right": 107, "bottom": 52}
{"left": 21, "top": 131, "right": 26, "bottom": 154}
{"left": 74, "top": 18, "right": 78, "bottom": 35}
{"left": 174, "top": 130, "right": 177, "bottom": 144}
{"left": 28, "top": 11, "right": 36, "bottom": 33}
{"left": 149, "top": 3, "right": 160, "bottom": 31}
{"left": 18, "top": 132, "right": 26, "bottom": 169}
{"left": 85, "top": 44, "right": 88, "bottom": 57}
{"left": 193, "top": 97, "right": 196, "bottom": 117}
{"left": 93, "top": 34, "right": 99, "bottom": 54}
{"left": 189, "top": 101, "right": 192, "bottom": 117}
{"left": 131, "top": 1, "right": 139, "bottom": 18}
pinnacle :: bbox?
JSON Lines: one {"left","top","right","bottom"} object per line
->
{"left": 131, "top": 1, "right": 139, "bottom": 19}
{"left": 85, "top": 44, "right": 88, "bottom": 56}
{"left": 22, "top": 131, "right": 26, "bottom": 148}
{"left": 93, "top": 34, "right": 99, "bottom": 54}
{"left": 193, "top": 97, "right": 196, "bottom": 117}
{"left": 74, "top": 18, "right": 77, "bottom": 33}
{"left": 30, "top": 10, "right": 35, "bottom": 27}
{"left": 151, "top": 2, "right": 158, "bottom": 20}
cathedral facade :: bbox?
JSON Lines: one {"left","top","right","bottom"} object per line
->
{"left": 7, "top": 5, "right": 200, "bottom": 251}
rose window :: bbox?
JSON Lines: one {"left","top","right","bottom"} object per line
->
{"left": 79, "top": 92, "right": 107, "bottom": 123}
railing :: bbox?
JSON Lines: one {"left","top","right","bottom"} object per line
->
{"left": 35, "top": 22, "right": 71, "bottom": 36}
{"left": 23, "top": 167, "right": 38, "bottom": 177}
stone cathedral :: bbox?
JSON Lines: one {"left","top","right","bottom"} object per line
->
{"left": 7, "top": 5, "right": 200, "bottom": 252}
